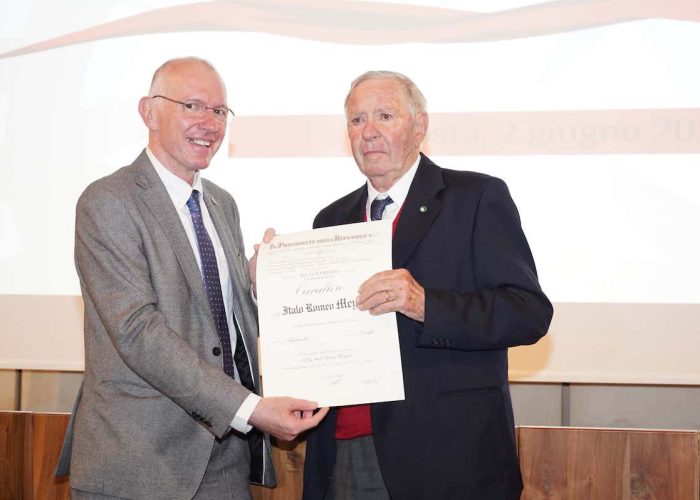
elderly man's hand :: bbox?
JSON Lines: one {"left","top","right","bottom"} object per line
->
{"left": 356, "top": 268, "right": 425, "bottom": 322}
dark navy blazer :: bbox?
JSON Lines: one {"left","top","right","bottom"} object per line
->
{"left": 303, "top": 154, "right": 553, "bottom": 500}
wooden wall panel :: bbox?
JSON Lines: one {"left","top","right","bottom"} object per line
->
{"left": 252, "top": 438, "right": 306, "bottom": 500}
{"left": 627, "top": 430, "right": 699, "bottom": 499}
{"left": 30, "top": 413, "right": 70, "bottom": 500}
{"left": 518, "top": 426, "right": 700, "bottom": 500}
{"left": 0, "top": 411, "right": 31, "bottom": 500}
{"left": 4, "top": 414, "right": 700, "bottom": 499}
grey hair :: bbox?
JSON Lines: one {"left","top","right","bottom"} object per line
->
{"left": 148, "top": 57, "right": 219, "bottom": 95}
{"left": 344, "top": 70, "right": 427, "bottom": 117}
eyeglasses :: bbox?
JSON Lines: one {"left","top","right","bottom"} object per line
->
{"left": 151, "top": 95, "right": 234, "bottom": 123}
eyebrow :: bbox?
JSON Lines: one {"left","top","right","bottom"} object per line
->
{"left": 181, "top": 95, "right": 228, "bottom": 107}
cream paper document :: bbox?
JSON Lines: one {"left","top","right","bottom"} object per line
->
{"left": 256, "top": 221, "right": 405, "bottom": 407}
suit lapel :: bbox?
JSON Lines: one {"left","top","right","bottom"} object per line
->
{"left": 393, "top": 154, "right": 444, "bottom": 268}
{"left": 202, "top": 187, "right": 260, "bottom": 374}
{"left": 202, "top": 188, "right": 247, "bottom": 302}
{"left": 340, "top": 186, "right": 369, "bottom": 225}
{"left": 133, "top": 152, "right": 216, "bottom": 331}
{"left": 338, "top": 156, "right": 444, "bottom": 269}
{"left": 202, "top": 188, "right": 271, "bottom": 481}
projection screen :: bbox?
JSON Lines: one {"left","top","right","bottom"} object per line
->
{"left": 1, "top": 0, "right": 699, "bottom": 383}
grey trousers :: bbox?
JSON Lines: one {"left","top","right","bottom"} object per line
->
{"left": 326, "top": 435, "right": 391, "bottom": 500}
{"left": 71, "top": 434, "right": 251, "bottom": 499}
{"left": 71, "top": 489, "right": 124, "bottom": 499}
{"left": 193, "top": 434, "right": 252, "bottom": 500}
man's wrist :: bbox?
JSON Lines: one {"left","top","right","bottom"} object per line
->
{"left": 231, "top": 393, "right": 261, "bottom": 433}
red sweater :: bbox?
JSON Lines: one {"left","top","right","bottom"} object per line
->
{"left": 336, "top": 206, "right": 402, "bottom": 439}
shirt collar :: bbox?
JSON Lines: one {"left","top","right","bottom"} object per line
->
{"left": 147, "top": 147, "right": 203, "bottom": 210}
{"left": 366, "top": 155, "right": 420, "bottom": 207}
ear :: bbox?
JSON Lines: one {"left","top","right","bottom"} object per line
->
{"left": 415, "top": 111, "right": 428, "bottom": 146}
{"left": 138, "top": 96, "right": 158, "bottom": 131}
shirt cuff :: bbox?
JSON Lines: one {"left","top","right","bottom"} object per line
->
{"left": 231, "top": 393, "right": 261, "bottom": 434}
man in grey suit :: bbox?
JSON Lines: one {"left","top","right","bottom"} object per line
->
{"left": 56, "top": 57, "right": 328, "bottom": 499}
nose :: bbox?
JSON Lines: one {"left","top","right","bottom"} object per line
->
{"left": 198, "top": 110, "right": 221, "bottom": 133}
{"left": 361, "top": 119, "right": 379, "bottom": 141}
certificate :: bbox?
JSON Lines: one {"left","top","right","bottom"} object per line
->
{"left": 256, "top": 221, "right": 405, "bottom": 407}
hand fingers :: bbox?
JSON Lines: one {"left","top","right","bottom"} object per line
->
{"left": 357, "top": 270, "right": 397, "bottom": 294}
{"left": 357, "top": 288, "right": 394, "bottom": 312}
{"left": 362, "top": 296, "right": 399, "bottom": 316}
{"left": 357, "top": 275, "right": 403, "bottom": 310}
{"left": 300, "top": 407, "right": 329, "bottom": 428}
{"left": 356, "top": 269, "right": 424, "bottom": 321}
{"left": 285, "top": 407, "right": 329, "bottom": 440}
{"left": 357, "top": 278, "right": 394, "bottom": 304}
{"left": 288, "top": 398, "right": 320, "bottom": 411}
{"left": 357, "top": 269, "right": 412, "bottom": 298}
{"left": 263, "top": 227, "right": 276, "bottom": 243}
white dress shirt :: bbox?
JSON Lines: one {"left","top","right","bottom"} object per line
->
{"left": 147, "top": 148, "right": 259, "bottom": 433}
{"left": 365, "top": 156, "right": 420, "bottom": 221}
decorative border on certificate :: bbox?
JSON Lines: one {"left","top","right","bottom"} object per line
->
{"left": 257, "top": 221, "right": 405, "bottom": 407}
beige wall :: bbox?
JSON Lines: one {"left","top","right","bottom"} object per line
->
{"left": 0, "top": 370, "right": 82, "bottom": 412}
{"left": 3, "top": 371, "right": 700, "bottom": 431}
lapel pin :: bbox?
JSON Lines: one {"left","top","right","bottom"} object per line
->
{"left": 419, "top": 205, "right": 428, "bottom": 213}
{"left": 210, "top": 196, "right": 218, "bottom": 205}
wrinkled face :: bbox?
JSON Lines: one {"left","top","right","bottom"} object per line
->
{"left": 346, "top": 78, "right": 427, "bottom": 192}
{"left": 140, "top": 61, "right": 227, "bottom": 184}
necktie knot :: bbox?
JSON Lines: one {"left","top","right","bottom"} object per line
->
{"left": 370, "top": 196, "right": 394, "bottom": 221}
{"left": 186, "top": 190, "right": 201, "bottom": 214}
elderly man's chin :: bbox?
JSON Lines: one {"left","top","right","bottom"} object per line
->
{"left": 358, "top": 155, "right": 393, "bottom": 175}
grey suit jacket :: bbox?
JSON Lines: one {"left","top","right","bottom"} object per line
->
{"left": 56, "top": 150, "right": 275, "bottom": 498}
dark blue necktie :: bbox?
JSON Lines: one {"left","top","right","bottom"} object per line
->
{"left": 186, "top": 191, "right": 254, "bottom": 391}
{"left": 371, "top": 195, "right": 394, "bottom": 221}
{"left": 187, "top": 190, "right": 263, "bottom": 483}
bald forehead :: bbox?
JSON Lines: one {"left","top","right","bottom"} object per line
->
{"left": 149, "top": 59, "right": 226, "bottom": 98}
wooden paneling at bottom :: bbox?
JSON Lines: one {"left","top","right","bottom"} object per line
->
{"left": 627, "top": 430, "right": 699, "bottom": 499}
{"left": 4, "top": 413, "right": 700, "bottom": 500}
{"left": 0, "top": 411, "right": 32, "bottom": 500}
{"left": 518, "top": 426, "right": 700, "bottom": 500}
{"left": 31, "top": 413, "right": 70, "bottom": 500}
{"left": 252, "top": 438, "right": 306, "bottom": 500}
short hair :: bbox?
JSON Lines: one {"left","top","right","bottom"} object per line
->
{"left": 344, "top": 70, "right": 427, "bottom": 117}
{"left": 148, "top": 57, "right": 218, "bottom": 95}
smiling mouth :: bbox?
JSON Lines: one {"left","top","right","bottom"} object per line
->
{"left": 188, "top": 138, "right": 212, "bottom": 148}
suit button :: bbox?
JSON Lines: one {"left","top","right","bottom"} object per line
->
{"left": 213, "top": 347, "right": 221, "bottom": 356}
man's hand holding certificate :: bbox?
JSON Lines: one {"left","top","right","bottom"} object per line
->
{"left": 256, "top": 222, "right": 405, "bottom": 407}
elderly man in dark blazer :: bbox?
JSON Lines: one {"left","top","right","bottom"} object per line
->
{"left": 56, "top": 57, "right": 327, "bottom": 500}
{"left": 302, "top": 71, "right": 553, "bottom": 500}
